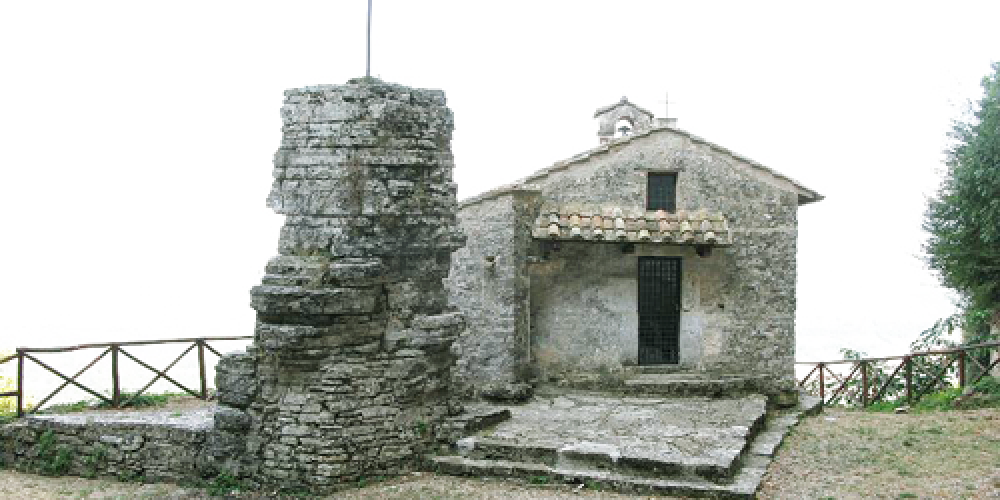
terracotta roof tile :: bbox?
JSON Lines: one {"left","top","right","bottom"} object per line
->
{"left": 531, "top": 205, "right": 732, "bottom": 246}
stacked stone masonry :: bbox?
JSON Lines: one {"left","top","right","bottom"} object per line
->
{"left": 212, "top": 78, "right": 467, "bottom": 490}
{"left": 0, "top": 411, "right": 219, "bottom": 483}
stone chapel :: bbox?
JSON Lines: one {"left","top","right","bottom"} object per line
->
{"left": 447, "top": 96, "right": 822, "bottom": 403}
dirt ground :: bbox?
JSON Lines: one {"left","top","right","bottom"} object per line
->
{"left": 3, "top": 405, "right": 1000, "bottom": 499}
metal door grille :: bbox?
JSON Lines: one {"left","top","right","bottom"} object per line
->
{"left": 638, "top": 257, "right": 681, "bottom": 365}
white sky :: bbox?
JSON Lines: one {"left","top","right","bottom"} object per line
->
{"left": 2, "top": 0, "right": 997, "bottom": 391}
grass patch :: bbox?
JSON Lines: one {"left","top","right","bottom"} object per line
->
{"left": 96, "top": 392, "right": 175, "bottom": 409}
{"left": 33, "top": 391, "right": 183, "bottom": 415}
{"left": 356, "top": 475, "right": 387, "bottom": 488}
{"left": 81, "top": 444, "right": 108, "bottom": 478}
{"left": 759, "top": 406, "right": 1000, "bottom": 499}
{"left": 40, "top": 400, "right": 94, "bottom": 414}
{"left": 205, "top": 472, "right": 248, "bottom": 497}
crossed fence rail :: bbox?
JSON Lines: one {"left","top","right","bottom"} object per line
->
{"left": 797, "top": 341, "right": 1000, "bottom": 408}
{"left": 5, "top": 337, "right": 998, "bottom": 417}
{"left": 0, "top": 336, "right": 252, "bottom": 418}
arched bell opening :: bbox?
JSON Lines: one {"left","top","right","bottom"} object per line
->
{"left": 614, "top": 117, "right": 635, "bottom": 138}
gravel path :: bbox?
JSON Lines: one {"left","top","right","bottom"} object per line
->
{"left": 0, "top": 470, "right": 677, "bottom": 500}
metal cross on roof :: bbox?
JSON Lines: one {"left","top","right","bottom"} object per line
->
{"left": 657, "top": 92, "right": 676, "bottom": 121}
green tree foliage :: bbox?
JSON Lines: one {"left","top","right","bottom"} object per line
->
{"left": 924, "top": 62, "right": 1000, "bottom": 331}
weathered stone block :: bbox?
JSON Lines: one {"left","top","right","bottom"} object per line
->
{"left": 250, "top": 285, "right": 378, "bottom": 315}
{"left": 214, "top": 406, "right": 251, "bottom": 432}
{"left": 479, "top": 382, "right": 534, "bottom": 403}
{"left": 215, "top": 351, "right": 258, "bottom": 409}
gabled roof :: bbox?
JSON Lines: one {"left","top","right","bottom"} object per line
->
{"left": 459, "top": 124, "right": 823, "bottom": 209}
{"left": 594, "top": 97, "right": 654, "bottom": 119}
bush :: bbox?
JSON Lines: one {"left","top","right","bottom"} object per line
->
{"left": 973, "top": 375, "right": 1000, "bottom": 395}
{"left": 913, "top": 387, "right": 964, "bottom": 411}
{"left": 866, "top": 376, "right": 1000, "bottom": 412}
{"left": 36, "top": 430, "right": 73, "bottom": 476}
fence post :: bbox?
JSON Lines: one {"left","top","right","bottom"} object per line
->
{"left": 904, "top": 356, "right": 912, "bottom": 405}
{"left": 958, "top": 351, "right": 966, "bottom": 389}
{"left": 111, "top": 344, "right": 120, "bottom": 407}
{"left": 818, "top": 363, "right": 825, "bottom": 404}
{"left": 861, "top": 361, "right": 869, "bottom": 408}
{"left": 16, "top": 349, "right": 24, "bottom": 418}
{"left": 197, "top": 340, "right": 208, "bottom": 400}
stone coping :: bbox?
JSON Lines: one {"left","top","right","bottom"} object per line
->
{"left": 18, "top": 406, "right": 217, "bottom": 431}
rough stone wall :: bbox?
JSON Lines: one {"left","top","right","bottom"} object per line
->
{"left": 446, "top": 190, "right": 540, "bottom": 398}
{"left": 0, "top": 416, "right": 218, "bottom": 483}
{"left": 525, "top": 130, "right": 800, "bottom": 394}
{"left": 214, "top": 78, "right": 466, "bottom": 490}
{"left": 530, "top": 243, "right": 730, "bottom": 379}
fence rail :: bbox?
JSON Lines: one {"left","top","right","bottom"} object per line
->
{"left": 797, "top": 341, "right": 1000, "bottom": 408}
{"left": 0, "top": 336, "right": 252, "bottom": 418}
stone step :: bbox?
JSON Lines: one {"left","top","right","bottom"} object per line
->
{"left": 429, "top": 454, "right": 767, "bottom": 500}
{"left": 445, "top": 393, "right": 771, "bottom": 484}
{"left": 442, "top": 404, "right": 511, "bottom": 436}
{"left": 622, "top": 373, "right": 769, "bottom": 398}
{"left": 431, "top": 390, "right": 822, "bottom": 498}
{"left": 751, "top": 392, "right": 823, "bottom": 458}
{"left": 454, "top": 436, "right": 740, "bottom": 482}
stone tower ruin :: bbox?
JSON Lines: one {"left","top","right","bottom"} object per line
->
{"left": 214, "top": 78, "right": 466, "bottom": 489}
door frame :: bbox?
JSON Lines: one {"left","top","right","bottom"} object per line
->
{"left": 637, "top": 256, "right": 682, "bottom": 365}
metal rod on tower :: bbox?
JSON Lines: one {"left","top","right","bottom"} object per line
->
{"left": 366, "top": 0, "right": 372, "bottom": 77}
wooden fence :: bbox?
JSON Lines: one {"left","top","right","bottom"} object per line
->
{"left": 797, "top": 341, "right": 1000, "bottom": 408}
{"left": 0, "top": 336, "right": 252, "bottom": 418}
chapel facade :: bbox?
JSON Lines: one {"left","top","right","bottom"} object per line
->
{"left": 447, "top": 97, "right": 822, "bottom": 401}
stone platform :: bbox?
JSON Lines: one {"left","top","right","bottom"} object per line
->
{"left": 431, "top": 391, "right": 821, "bottom": 499}
{"left": 0, "top": 402, "right": 513, "bottom": 484}
{"left": 0, "top": 407, "right": 219, "bottom": 482}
